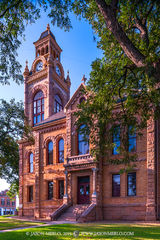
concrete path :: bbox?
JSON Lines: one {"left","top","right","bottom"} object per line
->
{"left": 0, "top": 220, "right": 77, "bottom": 233}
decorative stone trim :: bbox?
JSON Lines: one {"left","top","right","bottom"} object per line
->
{"left": 53, "top": 60, "right": 64, "bottom": 79}
{"left": 24, "top": 149, "right": 35, "bottom": 159}
{"left": 64, "top": 162, "right": 97, "bottom": 172}
{"left": 27, "top": 69, "right": 48, "bottom": 83}
{"left": 54, "top": 133, "right": 66, "bottom": 144}
{"left": 28, "top": 83, "right": 47, "bottom": 102}
{"left": 43, "top": 136, "right": 55, "bottom": 148}
{"left": 38, "top": 123, "right": 66, "bottom": 134}
{"left": 31, "top": 56, "right": 47, "bottom": 72}
{"left": 67, "top": 154, "right": 93, "bottom": 162}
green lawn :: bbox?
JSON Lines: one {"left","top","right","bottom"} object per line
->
{"left": 0, "top": 216, "right": 44, "bottom": 230}
{"left": 1, "top": 222, "right": 160, "bottom": 240}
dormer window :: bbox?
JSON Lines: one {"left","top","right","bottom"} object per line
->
{"left": 33, "top": 91, "right": 44, "bottom": 125}
{"left": 54, "top": 95, "right": 63, "bottom": 113}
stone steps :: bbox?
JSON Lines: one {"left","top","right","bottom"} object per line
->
{"left": 57, "top": 204, "right": 89, "bottom": 221}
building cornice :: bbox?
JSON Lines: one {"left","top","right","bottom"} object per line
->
{"left": 27, "top": 69, "right": 48, "bottom": 84}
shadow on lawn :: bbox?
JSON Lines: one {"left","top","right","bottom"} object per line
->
{"left": 1, "top": 223, "right": 160, "bottom": 240}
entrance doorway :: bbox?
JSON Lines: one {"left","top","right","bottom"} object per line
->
{"left": 77, "top": 176, "right": 90, "bottom": 204}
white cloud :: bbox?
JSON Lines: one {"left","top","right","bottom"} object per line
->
{"left": 0, "top": 179, "right": 10, "bottom": 192}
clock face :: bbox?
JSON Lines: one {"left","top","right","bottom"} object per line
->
{"left": 36, "top": 61, "right": 43, "bottom": 72}
{"left": 56, "top": 65, "right": 61, "bottom": 76}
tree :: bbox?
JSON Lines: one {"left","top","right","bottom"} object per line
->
{"left": 0, "top": 99, "right": 33, "bottom": 194}
{"left": 73, "top": 0, "right": 160, "bottom": 166}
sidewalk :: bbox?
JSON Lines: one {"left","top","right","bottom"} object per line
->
{"left": 0, "top": 220, "right": 77, "bottom": 233}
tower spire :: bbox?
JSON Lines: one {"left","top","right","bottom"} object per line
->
{"left": 47, "top": 23, "right": 50, "bottom": 32}
{"left": 23, "top": 60, "right": 29, "bottom": 77}
{"left": 66, "top": 70, "right": 71, "bottom": 87}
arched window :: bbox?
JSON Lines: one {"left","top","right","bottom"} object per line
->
{"left": 78, "top": 125, "right": 89, "bottom": 155}
{"left": 47, "top": 141, "right": 53, "bottom": 165}
{"left": 29, "top": 153, "right": 33, "bottom": 173}
{"left": 54, "top": 95, "right": 63, "bottom": 113}
{"left": 33, "top": 91, "right": 44, "bottom": 125}
{"left": 58, "top": 138, "right": 64, "bottom": 163}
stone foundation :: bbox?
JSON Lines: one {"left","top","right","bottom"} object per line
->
{"left": 103, "top": 204, "right": 146, "bottom": 221}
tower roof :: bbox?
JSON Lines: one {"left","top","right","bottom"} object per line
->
{"left": 39, "top": 24, "right": 55, "bottom": 41}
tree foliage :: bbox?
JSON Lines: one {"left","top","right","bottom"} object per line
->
{"left": 0, "top": 99, "right": 33, "bottom": 187}
{"left": 74, "top": 0, "right": 160, "bottom": 165}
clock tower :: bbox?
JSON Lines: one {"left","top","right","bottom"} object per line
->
{"left": 23, "top": 24, "right": 71, "bottom": 126}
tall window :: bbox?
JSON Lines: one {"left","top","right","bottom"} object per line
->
{"left": 128, "top": 126, "right": 136, "bottom": 152}
{"left": 33, "top": 91, "right": 44, "bottom": 125}
{"left": 54, "top": 95, "right": 63, "bottom": 113}
{"left": 112, "top": 174, "right": 120, "bottom": 197}
{"left": 78, "top": 125, "right": 89, "bottom": 155}
{"left": 28, "top": 186, "right": 33, "bottom": 202}
{"left": 29, "top": 153, "right": 33, "bottom": 173}
{"left": 1, "top": 199, "right": 5, "bottom": 205}
{"left": 58, "top": 138, "right": 64, "bottom": 163}
{"left": 127, "top": 172, "right": 136, "bottom": 196}
{"left": 48, "top": 181, "right": 53, "bottom": 200}
{"left": 47, "top": 141, "right": 53, "bottom": 165}
{"left": 58, "top": 180, "right": 64, "bottom": 199}
{"left": 113, "top": 126, "right": 120, "bottom": 155}
{"left": 7, "top": 199, "right": 10, "bottom": 206}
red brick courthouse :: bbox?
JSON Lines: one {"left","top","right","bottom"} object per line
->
{"left": 18, "top": 25, "right": 158, "bottom": 221}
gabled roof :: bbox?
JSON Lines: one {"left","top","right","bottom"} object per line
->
{"left": 65, "top": 83, "right": 86, "bottom": 110}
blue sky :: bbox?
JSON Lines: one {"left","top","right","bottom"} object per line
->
{"left": 0, "top": 11, "right": 102, "bottom": 191}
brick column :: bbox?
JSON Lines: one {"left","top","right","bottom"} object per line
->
{"left": 92, "top": 168, "right": 98, "bottom": 204}
{"left": 63, "top": 170, "right": 69, "bottom": 204}
{"left": 146, "top": 118, "right": 156, "bottom": 221}
{"left": 23, "top": 62, "right": 29, "bottom": 118}
{"left": 66, "top": 112, "right": 72, "bottom": 158}
{"left": 18, "top": 144, "right": 23, "bottom": 217}
{"left": 47, "top": 58, "right": 54, "bottom": 117}
{"left": 34, "top": 132, "right": 40, "bottom": 219}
